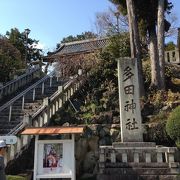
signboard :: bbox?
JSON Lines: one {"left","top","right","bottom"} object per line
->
{"left": 0, "top": 135, "right": 17, "bottom": 144}
{"left": 34, "top": 138, "right": 75, "bottom": 180}
{"left": 117, "top": 58, "right": 143, "bottom": 142}
{"left": 20, "top": 126, "right": 84, "bottom": 180}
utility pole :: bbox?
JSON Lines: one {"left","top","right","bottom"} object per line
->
{"left": 24, "top": 28, "right": 31, "bottom": 68}
{"left": 114, "top": 12, "right": 120, "bottom": 34}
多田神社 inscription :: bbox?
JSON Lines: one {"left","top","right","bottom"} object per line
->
{"left": 117, "top": 58, "right": 143, "bottom": 142}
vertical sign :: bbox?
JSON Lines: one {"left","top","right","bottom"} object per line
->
{"left": 117, "top": 58, "right": 143, "bottom": 142}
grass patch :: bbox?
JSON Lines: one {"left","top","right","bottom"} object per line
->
{"left": 7, "top": 175, "right": 27, "bottom": 180}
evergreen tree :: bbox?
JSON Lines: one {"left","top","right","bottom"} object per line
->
{"left": 0, "top": 37, "right": 22, "bottom": 82}
{"left": 6, "top": 28, "right": 42, "bottom": 66}
{"left": 109, "top": 0, "right": 173, "bottom": 90}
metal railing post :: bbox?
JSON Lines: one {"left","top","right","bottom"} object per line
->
{"left": 50, "top": 76, "right": 52, "bottom": 87}
{"left": 33, "top": 88, "right": 36, "bottom": 101}
{"left": 42, "top": 82, "right": 44, "bottom": 95}
{"left": 9, "top": 105, "right": 12, "bottom": 122}
{"left": 22, "top": 96, "right": 25, "bottom": 110}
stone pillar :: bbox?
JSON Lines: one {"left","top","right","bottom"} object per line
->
{"left": 56, "top": 101, "right": 59, "bottom": 111}
{"left": 34, "top": 120, "right": 39, "bottom": 127}
{"left": 16, "top": 136, "right": 22, "bottom": 152}
{"left": 49, "top": 108, "right": 52, "bottom": 118}
{"left": 39, "top": 116, "right": 43, "bottom": 127}
{"left": 66, "top": 92, "right": 68, "bottom": 101}
{"left": 43, "top": 97, "right": 49, "bottom": 106}
{"left": 9, "top": 145, "right": 15, "bottom": 160}
{"left": 117, "top": 58, "right": 143, "bottom": 142}
{"left": 168, "top": 153, "right": 175, "bottom": 163}
{"left": 111, "top": 150, "right": 116, "bottom": 163}
{"left": 23, "top": 115, "right": 30, "bottom": 125}
{"left": 99, "top": 148, "right": 105, "bottom": 162}
{"left": 43, "top": 112, "right": 48, "bottom": 125}
{"left": 58, "top": 85, "right": 63, "bottom": 93}
{"left": 122, "top": 153, "right": 128, "bottom": 162}
{"left": 71, "top": 87, "right": 74, "bottom": 96}
{"left": 165, "top": 148, "right": 175, "bottom": 163}
{"left": 52, "top": 104, "right": 55, "bottom": 115}
{"left": 145, "top": 153, "right": 151, "bottom": 163}
{"left": 68, "top": 89, "right": 71, "bottom": 98}
{"left": 22, "top": 135, "right": 28, "bottom": 146}
{"left": 157, "top": 152, "right": 163, "bottom": 163}
{"left": 59, "top": 98, "right": 62, "bottom": 108}
{"left": 4, "top": 152, "right": 7, "bottom": 166}
{"left": 74, "top": 83, "right": 77, "bottom": 91}
{"left": 99, "top": 148, "right": 105, "bottom": 174}
{"left": 134, "top": 152, "right": 139, "bottom": 163}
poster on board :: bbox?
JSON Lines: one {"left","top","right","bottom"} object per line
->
{"left": 43, "top": 143, "right": 63, "bottom": 173}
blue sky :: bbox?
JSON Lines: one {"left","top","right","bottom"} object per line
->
{"left": 0, "top": 0, "right": 112, "bottom": 52}
{"left": 0, "top": 0, "right": 180, "bottom": 53}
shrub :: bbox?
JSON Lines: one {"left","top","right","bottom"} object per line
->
{"left": 166, "top": 106, "right": 180, "bottom": 148}
{"left": 145, "top": 123, "right": 169, "bottom": 145}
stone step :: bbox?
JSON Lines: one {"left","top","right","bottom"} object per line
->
{"left": 104, "top": 162, "right": 169, "bottom": 168}
{"left": 24, "top": 91, "right": 58, "bottom": 99}
{"left": 0, "top": 114, "right": 24, "bottom": 118}
{"left": 13, "top": 100, "right": 42, "bottom": 105}
{"left": 97, "top": 174, "right": 179, "bottom": 180}
{"left": 0, "top": 123, "right": 20, "bottom": 129}
{"left": 0, "top": 77, "right": 41, "bottom": 106}
{"left": 0, "top": 129, "right": 12, "bottom": 135}
{"left": 0, "top": 111, "right": 24, "bottom": 115}
{"left": 0, "top": 77, "right": 68, "bottom": 136}
{"left": 103, "top": 167, "right": 180, "bottom": 175}
{"left": 0, "top": 120, "right": 21, "bottom": 125}
{"left": 0, "top": 117, "right": 23, "bottom": 123}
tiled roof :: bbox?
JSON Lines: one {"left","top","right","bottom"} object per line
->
{"left": 21, "top": 126, "right": 84, "bottom": 135}
{"left": 54, "top": 38, "right": 109, "bottom": 56}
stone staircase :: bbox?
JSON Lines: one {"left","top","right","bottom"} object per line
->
{"left": 0, "top": 70, "right": 86, "bottom": 165}
{"left": 0, "top": 67, "right": 41, "bottom": 104}
{"left": 0, "top": 75, "right": 65, "bottom": 135}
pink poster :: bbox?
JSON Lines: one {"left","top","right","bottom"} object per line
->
{"left": 43, "top": 143, "right": 63, "bottom": 173}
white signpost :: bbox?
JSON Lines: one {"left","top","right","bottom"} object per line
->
{"left": 0, "top": 135, "right": 17, "bottom": 145}
{"left": 117, "top": 58, "right": 143, "bottom": 142}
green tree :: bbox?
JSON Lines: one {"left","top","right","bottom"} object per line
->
{"left": 0, "top": 37, "right": 22, "bottom": 82}
{"left": 6, "top": 28, "right": 42, "bottom": 66}
{"left": 165, "top": 41, "right": 176, "bottom": 51}
{"left": 6, "top": 28, "right": 25, "bottom": 58}
{"left": 95, "top": 33, "right": 130, "bottom": 86}
{"left": 166, "top": 106, "right": 180, "bottom": 148}
{"left": 56, "top": 31, "right": 97, "bottom": 49}
{"left": 109, "top": 0, "right": 173, "bottom": 90}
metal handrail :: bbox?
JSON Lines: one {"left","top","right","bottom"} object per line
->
{"left": 0, "top": 67, "right": 40, "bottom": 90}
{"left": 7, "top": 121, "right": 24, "bottom": 135}
{"left": 7, "top": 74, "right": 83, "bottom": 135}
{"left": 0, "top": 71, "right": 54, "bottom": 112}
